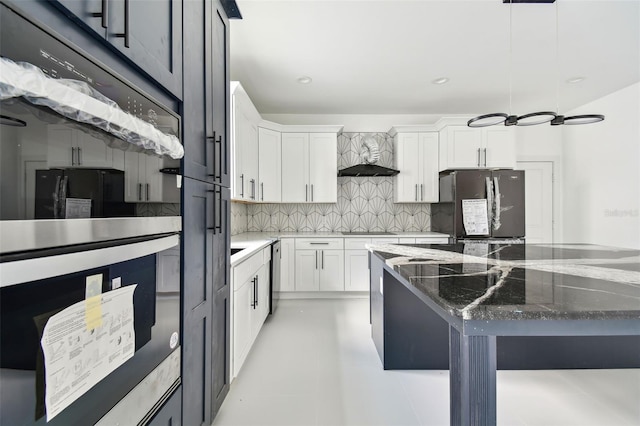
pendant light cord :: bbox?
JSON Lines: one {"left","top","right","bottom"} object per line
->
{"left": 556, "top": 0, "right": 560, "bottom": 114}
{"left": 509, "top": 0, "right": 513, "bottom": 115}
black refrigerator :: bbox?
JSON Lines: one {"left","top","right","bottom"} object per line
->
{"left": 431, "top": 169, "right": 525, "bottom": 241}
{"left": 34, "top": 169, "right": 135, "bottom": 219}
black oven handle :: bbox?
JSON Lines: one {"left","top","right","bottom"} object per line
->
{"left": 1, "top": 234, "right": 179, "bottom": 288}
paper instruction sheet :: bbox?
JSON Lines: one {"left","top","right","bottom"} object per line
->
{"left": 40, "top": 285, "right": 137, "bottom": 421}
{"left": 462, "top": 199, "right": 490, "bottom": 235}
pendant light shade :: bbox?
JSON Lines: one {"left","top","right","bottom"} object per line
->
{"left": 561, "top": 114, "right": 605, "bottom": 125}
{"left": 467, "top": 113, "right": 508, "bottom": 128}
{"left": 516, "top": 111, "right": 557, "bottom": 126}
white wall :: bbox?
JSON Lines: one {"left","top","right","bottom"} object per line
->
{"left": 514, "top": 125, "right": 564, "bottom": 243}
{"left": 562, "top": 82, "right": 640, "bottom": 249}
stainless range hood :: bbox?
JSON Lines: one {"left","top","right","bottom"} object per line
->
{"left": 337, "top": 164, "right": 400, "bottom": 177}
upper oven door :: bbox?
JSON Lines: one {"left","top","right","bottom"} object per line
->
{"left": 0, "top": 3, "right": 183, "bottom": 254}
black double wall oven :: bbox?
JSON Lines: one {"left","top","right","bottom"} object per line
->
{"left": 0, "top": 3, "right": 183, "bottom": 425}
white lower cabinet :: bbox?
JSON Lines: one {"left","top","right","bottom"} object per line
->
{"left": 294, "top": 249, "right": 344, "bottom": 291}
{"left": 232, "top": 247, "right": 271, "bottom": 378}
{"left": 294, "top": 238, "right": 344, "bottom": 291}
{"left": 280, "top": 238, "right": 295, "bottom": 292}
{"left": 344, "top": 250, "right": 369, "bottom": 291}
{"left": 285, "top": 236, "right": 449, "bottom": 294}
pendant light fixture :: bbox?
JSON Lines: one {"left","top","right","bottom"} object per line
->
{"left": 468, "top": 0, "right": 604, "bottom": 127}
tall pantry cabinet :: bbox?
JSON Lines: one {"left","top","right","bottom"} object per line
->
{"left": 182, "top": 0, "right": 233, "bottom": 425}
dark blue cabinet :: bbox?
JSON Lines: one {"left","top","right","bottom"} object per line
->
{"left": 181, "top": 1, "right": 231, "bottom": 417}
{"left": 50, "top": 0, "right": 183, "bottom": 98}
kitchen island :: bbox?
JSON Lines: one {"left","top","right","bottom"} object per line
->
{"left": 368, "top": 243, "right": 640, "bottom": 426}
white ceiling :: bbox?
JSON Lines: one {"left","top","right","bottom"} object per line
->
{"left": 229, "top": 0, "right": 640, "bottom": 116}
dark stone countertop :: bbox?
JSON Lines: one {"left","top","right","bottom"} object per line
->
{"left": 368, "top": 243, "right": 640, "bottom": 322}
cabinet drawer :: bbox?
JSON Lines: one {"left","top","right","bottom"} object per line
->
{"left": 344, "top": 238, "right": 372, "bottom": 250}
{"left": 295, "top": 238, "right": 343, "bottom": 250}
{"left": 370, "top": 237, "right": 399, "bottom": 245}
{"left": 415, "top": 237, "right": 449, "bottom": 244}
{"left": 233, "top": 250, "right": 263, "bottom": 290}
{"left": 398, "top": 238, "right": 416, "bottom": 244}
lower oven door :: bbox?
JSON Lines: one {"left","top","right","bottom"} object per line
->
{"left": 0, "top": 234, "right": 181, "bottom": 425}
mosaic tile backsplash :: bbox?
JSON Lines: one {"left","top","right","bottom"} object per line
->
{"left": 231, "top": 202, "right": 249, "bottom": 235}
{"left": 244, "top": 132, "right": 432, "bottom": 233}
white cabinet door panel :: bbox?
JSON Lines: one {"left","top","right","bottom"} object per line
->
{"left": 258, "top": 127, "right": 282, "bottom": 202}
{"left": 447, "top": 127, "right": 482, "bottom": 169}
{"left": 319, "top": 249, "right": 344, "bottom": 291}
{"left": 295, "top": 249, "right": 319, "bottom": 291}
{"left": 419, "top": 132, "right": 440, "bottom": 202}
{"left": 308, "top": 133, "right": 337, "bottom": 202}
{"left": 394, "top": 133, "right": 420, "bottom": 202}
{"left": 484, "top": 128, "right": 515, "bottom": 168}
{"left": 280, "top": 239, "right": 296, "bottom": 292}
{"left": 281, "top": 133, "right": 309, "bottom": 202}
{"left": 344, "top": 250, "right": 369, "bottom": 291}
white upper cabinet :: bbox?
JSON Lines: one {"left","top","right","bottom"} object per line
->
{"left": 47, "top": 125, "right": 124, "bottom": 170}
{"left": 124, "top": 152, "right": 179, "bottom": 203}
{"left": 258, "top": 127, "right": 282, "bottom": 202}
{"left": 281, "top": 132, "right": 337, "bottom": 203}
{"left": 393, "top": 132, "right": 439, "bottom": 203}
{"left": 439, "top": 125, "right": 515, "bottom": 170}
{"left": 231, "top": 83, "right": 261, "bottom": 201}
{"left": 308, "top": 133, "right": 337, "bottom": 203}
{"left": 281, "top": 133, "right": 309, "bottom": 202}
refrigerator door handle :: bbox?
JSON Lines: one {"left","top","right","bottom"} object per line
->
{"left": 485, "top": 177, "right": 494, "bottom": 233}
{"left": 493, "top": 176, "right": 502, "bottom": 230}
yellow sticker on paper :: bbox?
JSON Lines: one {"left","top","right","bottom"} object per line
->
{"left": 85, "top": 273, "right": 103, "bottom": 330}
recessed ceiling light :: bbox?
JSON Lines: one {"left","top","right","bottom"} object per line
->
{"left": 297, "top": 76, "right": 312, "bottom": 84}
{"left": 432, "top": 77, "right": 449, "bottom": 85}
{"left": 566, "top": 77, "right": 585, "bottom": 84}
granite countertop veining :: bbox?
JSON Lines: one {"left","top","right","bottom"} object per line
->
{"left": 368, "top": 243, "right": 640, "bottom": 322}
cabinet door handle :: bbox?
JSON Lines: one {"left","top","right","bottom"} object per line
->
{"left": 206, "top": 132, "right": 223, "bottom": 181}
{"left": 311, "top": 184, "right": 314, "bottom": 202}
{"left": 250, "top": 277, "right": 256, "bottom": 308}
{"left": 146, "top": 183, "right": 150, "bottom": 201}
{"left": 309, "top": 242, "right": 329, "bottom": 245}
{"left": 207, "top": 187, "right": 223, "bottom": 235}
{"left": 483, "top": 148, "right": 487, "bottom": 167}
{"left": 261, "top": 182, "right": 264, "bottom": 201}
{"left": 91, "top": 0, "right": 108, "bottom": 28}
{"left": 420, "top": 184, "right": 424, "bottom": 201}
{"left": 255, "top": 275, "right": 259, "bottom": 307}
{"left": 249, "top": 179, "right": 255, "bottom": 200}
{"left": 322, "top": 250, "right": 324, "bottom": 269}
{"left": 305, "top": 184, "right": 308, "bottom": 202}
{"left": 240, "top": 174, "right": 244, "bottom": 197}
{"left": 71, "top": 147, "right": 75, "bottom": 165}
{"left": 115, "top": 0, "right": 130, "bottom": 48}
{"left": 477, "top": 148, "right": 481, "bottom": 167}
{"left": 138, "top": 183, "right": 142, "bottom": 201}
{"left": 315, "top": 250, "right": 318, "bottom": 269}
{"left": 415, "top": 184, "right": 418, "bottom": 201}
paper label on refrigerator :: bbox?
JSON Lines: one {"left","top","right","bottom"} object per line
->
{"left": 40, "top": 285, "right": 137, "bottom": 421}
{"left": 462, "top": 199, "right": 490, "bottom": 235}
{"left": 65, "top": 198, "right": 91, "bottom": 218}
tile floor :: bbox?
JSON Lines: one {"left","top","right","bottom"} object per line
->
{"left": 213, "top": 298, "right": 640, "bottom": 426}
